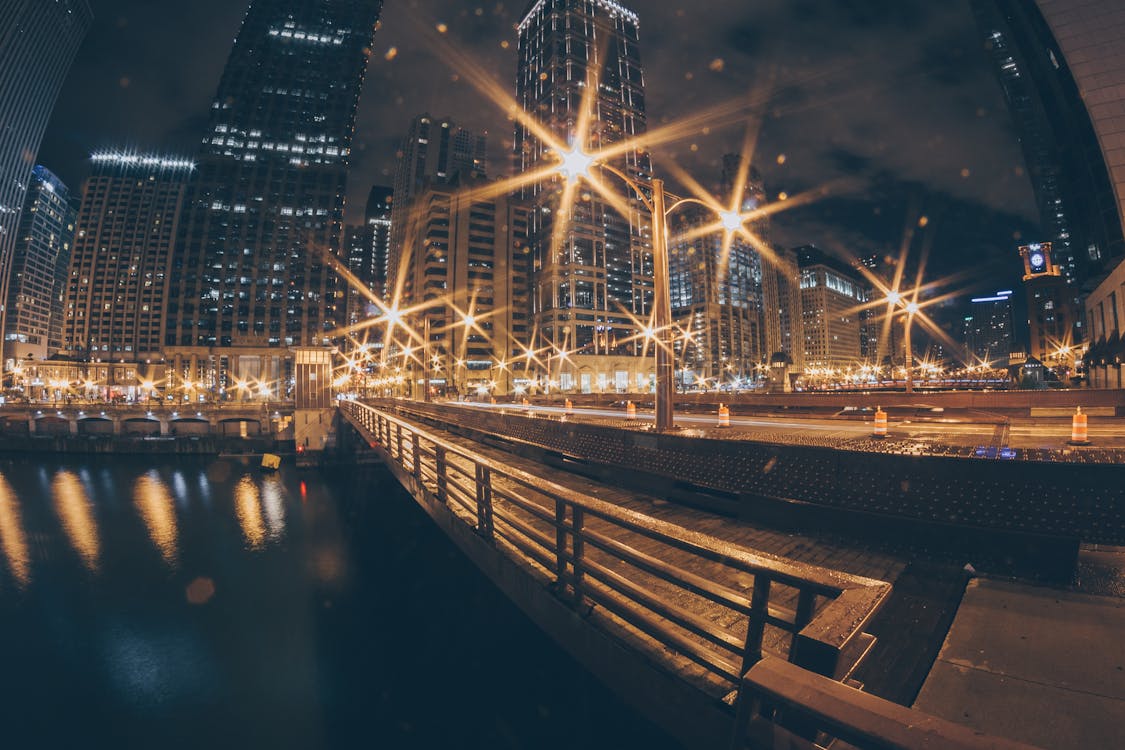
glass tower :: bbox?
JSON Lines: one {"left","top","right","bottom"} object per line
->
{"left": 0, "top": 0, "right": 92, "bottom": 343}
{"left": 166, "top": 0, "right": 384, "bottom": 378}
{"left": 516, "top": 0, "right": 652, "bottom": 356}
{"left": 3, "top": 165, "right": 76, "bottom": 364}
{"left": 669, "top": 158, "right": 765, "bottom": 385}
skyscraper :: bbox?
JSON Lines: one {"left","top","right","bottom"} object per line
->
{"left": 3, "top": 166, "right": 76, "bottom": 364}
{"left": 796, "top": 246, "right": 868, "bottom": 371}
{"left": 62, "top": 152, "right": 194, "bottom": 364}
{"left": 963, "top": 289, "right": 1014, "bottom": 366}
{"left": 0, "top": 0, "right": 92, "bottom": 343}
{"left": 166, "top": 0, "right": 383, "bottom": 394}
{"left": 761, "top": 248, "right": 805, "bottom": 371}
{"left": 387, "top": 114, "right": 487, "bottom": 307}
{"left": 516, "top": 0, "right": 652, "bottom": 356}
{"left": 364, "top": 185, "right": 393, "bottom": 302}
{"left": 669, "top": 159, "right": 765, "bottom": 385}
{"left": 972, "top": 0, "right": 1125, "bottom": 315}
{"left": 398, "top": 175, "right": 530, "bottom": 395}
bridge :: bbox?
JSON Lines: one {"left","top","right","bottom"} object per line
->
{"left": 338, "top": 398, "right": 1125, "bottom": 749}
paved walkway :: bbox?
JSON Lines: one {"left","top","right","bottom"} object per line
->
{"left": 914, "top": 576, "right": 1125, "bottom": 749}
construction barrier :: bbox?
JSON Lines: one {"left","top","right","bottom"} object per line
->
{"left": 626, "top": 401, "right": 637, "bottom": 420}
{"left": 1070, "top": 406, "right": 1090, "bottom": 445}
{"left": 873, "top": 406, "right": 888, "bottom": 439}
{"left": 717, "top": 403, "right": 731, "bottom": 428}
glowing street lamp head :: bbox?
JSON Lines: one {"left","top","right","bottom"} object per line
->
{"left": 556, "top": 144, "right": 594, "bottom": 184}
{"left": 905, "top": 301, "right": 919, "bottom": 315}
{"left": 719, "top": 210, "right": 744, "bottom": 233}
{"left": 886, "top": 291, "right": 902, "bottom": 306}
{"left": 462, "top": 313, "right": 476, "bottom": 328}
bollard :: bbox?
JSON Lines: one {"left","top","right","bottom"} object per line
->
{"left": 1069, "top": 406, "right": 1090, "bottom": 445}
{"left": 565, "top": 398, "right": 573, "bottom": 414}
{"left": 717, "top": 403, "right": 731, "bottom": 428}
{"left": 626, "top": 401, "right": 637, "bottom": 420}
{"left": 873, "top": 406, "right": 888, "bottom": 438}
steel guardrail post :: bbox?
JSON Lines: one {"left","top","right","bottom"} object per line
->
{"left": 435, "top": 446, "right": 448, "bottom": 504}
{"left": 572, "top": 506, "right": 586, "bottom": 610}
{"left": 475, "top": 463, "right": 494, "bottom": 542}
{"left": 412, "top": 432, "right": 422, "bottom": 482}
{"left": 555, "top": 499, "right": 567, "bottom": 592}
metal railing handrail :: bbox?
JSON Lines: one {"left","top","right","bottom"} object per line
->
{"left": 340, "top": 400, "right": 890, "bottom": 708}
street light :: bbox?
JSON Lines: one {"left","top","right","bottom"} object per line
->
{"left": 551, "top": 143, "right": 750, "bottom": 431}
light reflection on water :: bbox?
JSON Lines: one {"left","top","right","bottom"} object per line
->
{"left": 133, "top": 471, "right": 179, "bottom": 566}
{"left": 0, "top": 473, "right": 30, "bottom": 588}
{"left": 53, "top": 470, "right": 100, "bottom": 573}
{"left": 235, "top": 474, "right": 267, "bottom": 549}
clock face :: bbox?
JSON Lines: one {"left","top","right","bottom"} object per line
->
{"left": 1030, "top": 252, "right": 1045, "bottom": 268}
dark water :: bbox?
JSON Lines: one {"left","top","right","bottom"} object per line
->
{"left": 0, "top": 455, "right": 681, "bottom": 749}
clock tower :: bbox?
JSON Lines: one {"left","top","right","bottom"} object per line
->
{"left": 1019, "top": 242, "right": 1074, "bottom": 364}
{"left": 1019, "top": 242, "right": 1060, "bottom": 279}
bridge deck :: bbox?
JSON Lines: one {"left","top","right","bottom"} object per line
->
{"left": 377, "top": 407, "right": 966, "bottom": 706}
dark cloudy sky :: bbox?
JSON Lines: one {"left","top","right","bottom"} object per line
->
{"left": 39, "top": 0, "right": 1042, "bottom": 308}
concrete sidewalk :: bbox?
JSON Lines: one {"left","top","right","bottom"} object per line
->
{"left": 913, "top": 577, "right": 1125, "bottom": 749}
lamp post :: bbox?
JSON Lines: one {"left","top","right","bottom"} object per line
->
{"left": 884, "top": 291, "right": 920, "bottom": 394}
{"left": 554, "top": 146, "right": 748, "bottom": 431}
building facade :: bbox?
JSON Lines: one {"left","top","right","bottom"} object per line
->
{"left": 397, "top": 176, "right": 530, "bottom": 396}
{"left": 61, "top": 152, "right": 193, "bottom": 365}
{"left": 963, "top": 290, "right": 1015, "bottom": 367}
{"left": 796, "top": 246, "right": 868, "bottom": 371}
{"left": 3, "top": 166, "right": 76, "bottom": 365}
{"left": 761, "top": 247, "right": 805, "bottom": 371}
{"left": 1019, "top": 241, "right": 1075, "bottom": 363}
{"left": 387, "top": 114, "right": 487, "bottom": 306}
{"left": 1084, "top": 257, "right": 1125, "bottom": 387}
{"left": 669, "top": 159, "right": 766, "bottom": 386}
{"left": 165, "top": 0, "right": 383, "bottom": 397}
{"left": 516, "top": 0, "right": 653, "bottom": 356}
{"left": 0, "top": 0, "right": 92, "bottom": 340}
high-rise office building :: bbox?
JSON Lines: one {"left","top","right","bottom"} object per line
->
{"left": 516, "top": 0, "right": 653, "bottom": 356}
{"left": 387, "top": 114, "right": 487, "bottom": 306}
{"left": 398, "top": 175, "right": 530, "bottom": 395}
{"left": 3, "top": 166, "right": 76, "bottom": 364}
{"left": 0, "top": 0, "right": 92, "bottom": 342}
{"left": 364, "top": 185, "right": 392, "bottom": 301}
{"left": 343, "top": 186, "right": 393, "bottom": 334}
{"left": 963, "top": 289, "right": 1015, "bottom": 367}
{"left": 166, "top": 0, "right": 383, "bottom": 394}
{"left": 972, "top": 0, "right": 1125, "bottom": 326}
{"left": 761, "top": 247, "right": 805, "bottom": 371}
{"left": 796, "top": 246, "right": 868, "bottom": 370}
{"left": 669, "top": 159, "right": 765, "bottom": 385}
{"left": 61, "top": 152, "right": 193, "bottom": 364}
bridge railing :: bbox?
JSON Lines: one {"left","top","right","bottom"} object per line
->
{"left": 340, "top": 400, "right": 889, "bottom": 707}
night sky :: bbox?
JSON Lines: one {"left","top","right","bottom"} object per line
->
{"left": 39, "top": 0, "right": 1042, "bottom": 325}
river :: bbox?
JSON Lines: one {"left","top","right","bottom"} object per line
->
{"left": 0, "top": 455, "right": 680, "bottom": 748}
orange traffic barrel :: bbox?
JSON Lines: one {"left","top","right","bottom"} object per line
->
{"left": 873, "top": 406, "right": 888, "bottom": 438}
{"left": 522, "top": 398, "right": 530, "bottom": 406}
{"left": 717, "top": 403, "right": 731, "bottom": 428}
{"left": 1070, "top": 406, "right": 1090, "bottom": 445}
{"left": 490, "top": 396, "right": 496, "bottom": 405}
{"left": 626, "top": 401, "right": 637, "bottom": 420}
{"left": 565, "top": 398, "right": 573, "bottom": 414}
